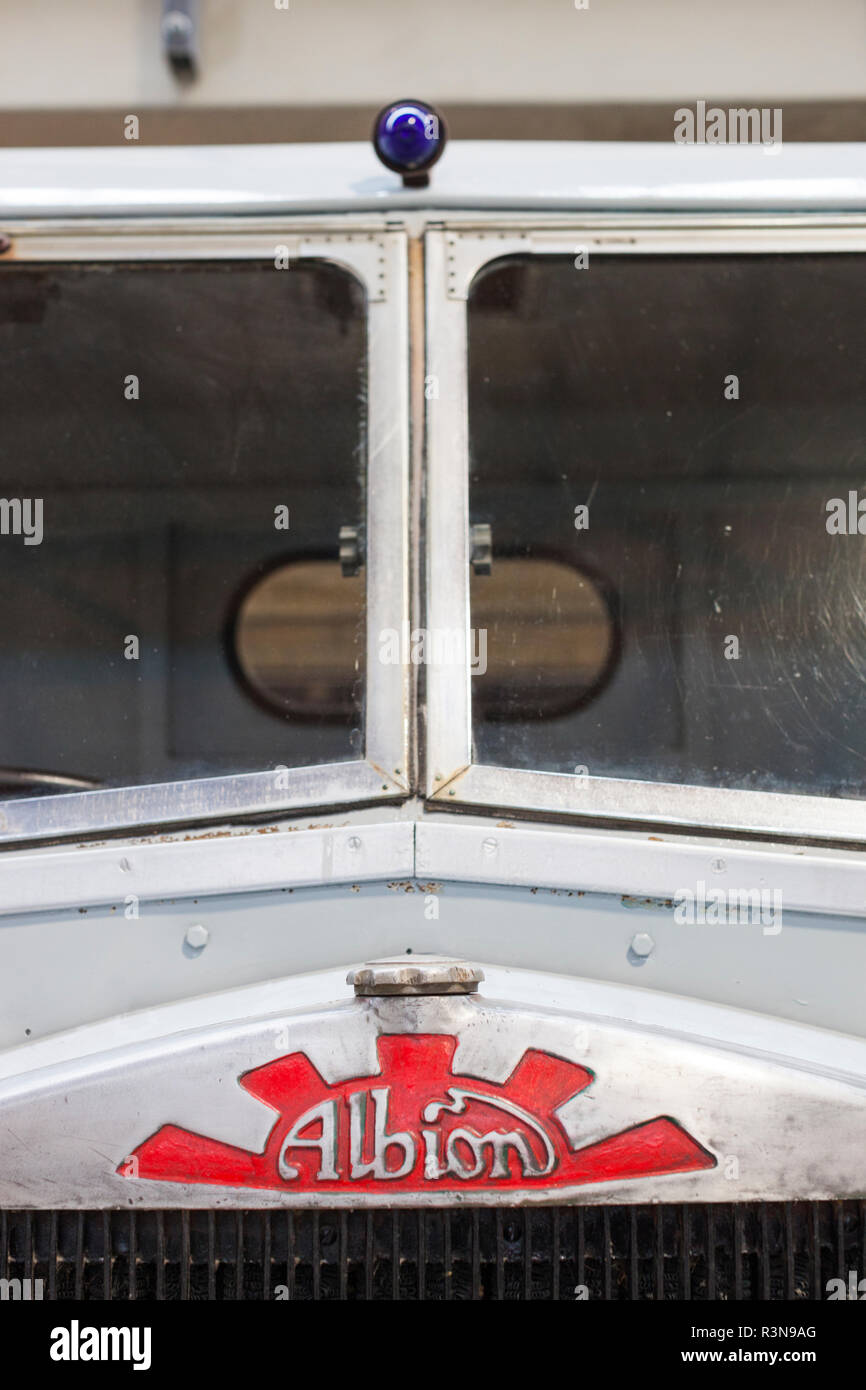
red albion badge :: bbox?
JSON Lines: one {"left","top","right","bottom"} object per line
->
{"left": 120, "top": 1034, "right": 715, "bottom": 1192}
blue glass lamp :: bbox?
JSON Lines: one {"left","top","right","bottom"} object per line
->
{"left": 372, "top": 99, "right": 447, "bottom": 187}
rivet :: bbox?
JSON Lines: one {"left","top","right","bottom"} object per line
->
{"left": 630, "top": 932, "right": 655, "bottom": 959}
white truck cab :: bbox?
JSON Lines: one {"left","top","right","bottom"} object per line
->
{"left": 0, "top": 128, "right": 865, "bottom": 1300}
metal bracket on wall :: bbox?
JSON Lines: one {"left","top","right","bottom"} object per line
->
{"left": 162, "top": 0, "right": 199, "bottom": 78}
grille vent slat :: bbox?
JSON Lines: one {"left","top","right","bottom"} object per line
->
{"left": 0, "top": 1202, "right": 861, "bottom": 1301}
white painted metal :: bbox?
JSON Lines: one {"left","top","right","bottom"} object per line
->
{"left": 442, "top": 215, "right": 866, "bottom": 298}
{"left": 1, "top": 142, "right": 865, "bottom": 219}
{"left": 424, "top": 229, "right": 472, "bottom": 791}
{"left": 416, "top": 821, "right": 866, "bottom": 920}
{"left": 6, "top": 806, "right": 862, "bottom": 922}
{"left": 0, "top": 821, "right": 415, "bottom": 917}
{"left": 3, "top": 876, "right": 865, "bottom": 1046}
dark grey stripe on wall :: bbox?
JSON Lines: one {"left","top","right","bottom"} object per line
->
{"left": 1, "top": 102, "right": 866, "bottom": 147}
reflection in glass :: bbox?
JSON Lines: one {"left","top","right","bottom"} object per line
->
{"left": 0, "top": 260, "right": 367, "bottom": 792}
{"left": 471, "top": 556, "right": 617, "bottom": 721}
{"left": 468, "top": 253, "right": 866, "bottom": 798}
{"left": 234, "top": 559, "right": 364, "bottom": 722}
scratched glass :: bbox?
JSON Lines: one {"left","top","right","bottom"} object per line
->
{"left": 0, "top": 260, "right": 366, "bottom": 794}
{"left": 467, "top": 253, "right": 866, "bottom": 799}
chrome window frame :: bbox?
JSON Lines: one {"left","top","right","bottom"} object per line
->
{"left": 425, "top": 215, "right": 866, "bottom": 844}
{"left": 0, "top": 215, "right": 410, "bottom": 844}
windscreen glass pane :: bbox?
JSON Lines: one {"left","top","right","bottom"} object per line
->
{"left": 0, "top": 259, "right": 366, "bottom": 796}
{"left": 467, "top": 253, "right": 866, "bottom": 798}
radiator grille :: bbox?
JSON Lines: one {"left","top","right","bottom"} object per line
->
{"left": 1, "top": 1202, "right": 863, "bottom": 1300}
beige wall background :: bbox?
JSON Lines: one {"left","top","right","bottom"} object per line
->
{"left": 1, "top": 0, "right": 865, "bottom": 141}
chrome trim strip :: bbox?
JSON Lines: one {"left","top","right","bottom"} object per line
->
{"left": 435, "top": 764, "right": 866, "bottom": 844}
{"left": 3, "top": 965, "right": 866, "bottom": 1207}
{"left": 0, "top": 762, "right": 403, "bottom": 847}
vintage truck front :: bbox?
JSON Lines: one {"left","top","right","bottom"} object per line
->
{"left": 0, "top": 135, "right": 865, "bottom": 1299}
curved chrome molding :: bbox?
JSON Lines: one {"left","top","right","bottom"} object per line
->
{"left": 1, "top": 965, "right": 865, "bottom": 1207}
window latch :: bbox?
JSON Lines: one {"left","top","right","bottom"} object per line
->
{"left": 469, "top": 522, "right": 492, "bottom": 575}
{"left": 339, "top": 525, "right": 364, "bottom": 577}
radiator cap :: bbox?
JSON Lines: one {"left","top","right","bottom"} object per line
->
{"left": 348, "top": 955, "right": 484, "bottom": 997}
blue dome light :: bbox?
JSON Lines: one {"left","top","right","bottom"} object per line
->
{"left": 372, "top": 99, "right": 447, "bottom": 185}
